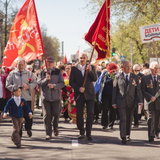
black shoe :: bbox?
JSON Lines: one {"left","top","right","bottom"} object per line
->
{"left": 78, "top": 135, "right": 85, "bottom": 140}
{"left": 133, "top": 125, "right": 139, "bottom": 128}
{"left": 121, "top": 137, "right": 127, "bottom": 144}
{"left": 102, "top": 126, "right": 107, "bottom": 129}
{"left": 16, "top": 143, "right": 21, "bottom": 148}
{"left": 87, "top": 136, "right": 93, "bottom": 141}
{"left": 149, "top": 138, "right": 154, "bottom": 142}
{"left": 45, "top": 135, "right": 52, "bottom": 140}
{"left": 54, "top": 129, "right": 59, "bottom": 136}
{"left": 19, "top": 130, "right": 23, "bottom": 137}
{"left": 27, "top": 130, "right": 32, "bottom": 137}
{"left": 126, "top": 136, "right": 131, "bottom": 141}
{"left": 155, "top": 133, "right": 160, "bottom": 139}
{"left": 94, "top": 120, "right": 98, "bottom": 124}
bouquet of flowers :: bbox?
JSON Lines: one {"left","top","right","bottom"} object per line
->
{"left": 148, "top": 89, "right": 160, "bottom": 105}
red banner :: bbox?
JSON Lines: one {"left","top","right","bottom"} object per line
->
{"left": 2, "top": 0, "right": 44, "bottom": 67}
{"left": 84, "top": 0, "right": 110, "bottom": 59}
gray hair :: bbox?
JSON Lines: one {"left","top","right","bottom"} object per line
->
{"left": 16, "top": 57, "right": 26, "bottom": 64}
{"left": 149, "top": 61, "right": 158, "bottom": 69}
{"left": 133, "top": 64, "right": 141, "bottom": 70}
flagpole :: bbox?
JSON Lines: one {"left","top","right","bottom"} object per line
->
{"left": 83, "top": 0, "right": 109, "bottom": 87}
{"left": 82, "top": 45, "right": 96, "bottom": 87}
{"left": 32, "top": 0, "right": 48, "bottom": 68}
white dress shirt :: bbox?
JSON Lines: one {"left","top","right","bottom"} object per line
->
{"left": 78, "top": 64, "right": 86, "bottom": 76}
{"left": 13, "top": 96, "right": 21, "bottom": 106}
{"left": 123, "top": 73, "right": 130, "bottom": 81}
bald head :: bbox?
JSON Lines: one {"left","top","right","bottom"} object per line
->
{"left": 79, "top": 53, "right": 88, "bottom": 66}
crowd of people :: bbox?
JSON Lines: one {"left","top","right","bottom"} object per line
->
{"left": 0, "top": 53, "right": 160, "bottom": 148}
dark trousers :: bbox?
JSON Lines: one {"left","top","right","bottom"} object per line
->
{"left": 101, "top": 101, "right": 109, "bottom": 127}
{"left": 12, "top": 117, "right": 24, "bottom": 145}
{"left": 94, "top": 101, "right": 101, "bottom": 121}
{"left": 133, "top": 104, "right": 139, "bottom": 126}
{"left": 101, "top": 100, "right": 116, "bottom": 127}
{"left": 0, "top": 98, "right": 7, "bottom": 112}
{"left": 23, "top": 101, "right": 33, "bottom": 131}
{"left": 118, "top": 107, "right": 134, "bottom": 139}
{"left": 148, "top": 106, "right": 160, "bottom": 139}
{"left": 109, "top": 106, "right": 117, "bottom": 127}
{"left": 43, "top": 100, "right": 61, "bottom": 136}
{"left": 76, "top": 95, "right": 94, "bottom": 136}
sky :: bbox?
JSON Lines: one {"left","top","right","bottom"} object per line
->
{"left": 34, "top": 0, "right": 95, "bottom": 59}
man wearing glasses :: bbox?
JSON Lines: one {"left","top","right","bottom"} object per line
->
{"left": 132, "top": 64, "right": 144, "bottom": 128}
{"left": 70, "top": 53, "right": 97, "bottom": 141}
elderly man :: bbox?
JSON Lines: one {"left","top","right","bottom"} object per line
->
{"left": 132, "top": 64, "right": 144, "bottom": 128}
{"left": 112, "top": 61, "right": 143, "bottom": 144}
{"left": 69, "top": 53, "right": 97, "bottom": 141}
{"left": 38, "top": 56, "right": 64, "bottom": 140}
{"left": 6, "top": 58, "right": 37, "bottom": 137}
{"left": 141, "top": 61, "right": 160, "bottom": 142}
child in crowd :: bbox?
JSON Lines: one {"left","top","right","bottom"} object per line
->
{"left": 3, "top": 88, "right": 32, "bottom": 148}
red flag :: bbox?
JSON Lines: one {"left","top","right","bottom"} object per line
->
{"left": 84, "top": 0, "right": 110, "bottom": 59}
{"left": 75, "top": 49, "right": 80, "bottom": 57}
{"left": 2, "top": 0, "right": 44, "bottom": 67}
{"left": 62, "top": 55, "right": 67, "bottom": 64}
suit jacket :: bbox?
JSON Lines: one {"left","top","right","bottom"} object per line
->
{"left": 141, "top": 74, "right": 160, "bottom": 110}
{"left": 38, "top": 68, "right": 64, "bottom": 102}
{"left": 3, "top": 98, "right": 31, "bottom": 118}
{"left": 69, "top": 64, "right": 97, "bottom": 100}
{"left": 112, "top": 72, "right": 143, "bottom": 108}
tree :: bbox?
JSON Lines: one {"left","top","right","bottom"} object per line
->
{"left": 86, "top": 0, "right": 160, "bottom": 63}
{"left": 0, "top": 0, "right": 21, "bottom": 57}
{"left": 41, "top": 26, "right": 60, "bottom": 61}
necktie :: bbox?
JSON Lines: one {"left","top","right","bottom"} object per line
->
{"left": 126, "top": 75, "right": 129, "bottom": 85}
{"left": 153, "top": 76, "right": 157, "bottom": 86}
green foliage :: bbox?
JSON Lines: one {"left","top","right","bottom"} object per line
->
{"left": 86, "top": 0, "right": 160, "bottom": 64}
{"left": 41, "top": 27, "right": 60, "bottom": 61}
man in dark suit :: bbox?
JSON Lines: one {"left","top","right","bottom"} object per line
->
{"left": 70, "top": 53, "right": 97, "bottom": 141}
{"left": 141, "top": 61, "right": 160, "bottom": 142}
{"left": 112, "top": 61, "right": 143, "bottom": 144}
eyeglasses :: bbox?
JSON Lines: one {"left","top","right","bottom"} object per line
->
{"left": 135, "top": 70, "right": 140, "bottom": 72}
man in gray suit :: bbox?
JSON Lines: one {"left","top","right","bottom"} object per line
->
{"left": 112, "top": 61, "right": 143, "bottom": 144}
{"left": 141, "top": 61, "right": 160, "bottom": 142}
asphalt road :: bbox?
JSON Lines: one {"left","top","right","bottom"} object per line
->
{"left": 0, "top": 109, "right": 160, "bottom": 160}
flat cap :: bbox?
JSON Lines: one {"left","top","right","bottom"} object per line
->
{"left": 46, "top": 56, "right": 54, "bottom": 63}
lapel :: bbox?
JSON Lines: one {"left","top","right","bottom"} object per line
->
{"left": 75, "top": 64, "right": 84, "bottom": 78}
{"left": 128, "top": 73, "right": 134, "bottom": 85}
{"left": 75, "top": 64, "right": 87, "bottom": 78}
{"left": 155, "top": 75, "right": 160, "bottom": 91}
{"left": 118, "top": 73, "right": 126, "bottom": 95}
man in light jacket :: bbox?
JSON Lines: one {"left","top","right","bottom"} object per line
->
{"left": 6, "top": 58, "right": 37, "bottom": 137}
